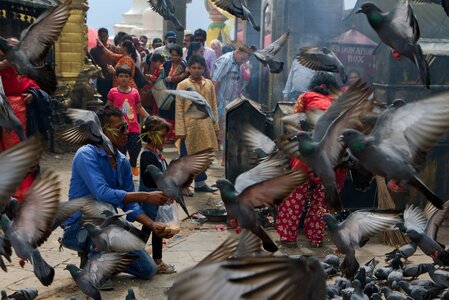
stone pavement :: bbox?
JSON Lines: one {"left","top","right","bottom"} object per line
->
{"left": 1, "top": 145, "right": 448, "bottom": 299}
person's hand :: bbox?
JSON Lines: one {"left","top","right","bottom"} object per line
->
{"left": 152, "top": 222, "right": 175, "bottom": 239}
{"left": 22, "top": 93, "right": 33, "bottom": 104}
{"left": 146, "top": 191, "right": 172, "bottom": 205}
{"left": 107, "top": 64, "right": 115, "bottom": 74}
{"left": 176, "top": 135, "right": 186, "bottom": 140}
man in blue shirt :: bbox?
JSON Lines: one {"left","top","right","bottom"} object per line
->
{"left": 61, "top": 106, "right": 173, "bottom": 281}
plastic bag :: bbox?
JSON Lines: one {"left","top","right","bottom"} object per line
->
{"left": 155, "top": 203, "right": 180, "bottom": 236}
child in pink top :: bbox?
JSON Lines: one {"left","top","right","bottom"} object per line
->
{"left": 106, "top": 65, "right": 150, "bottom": 176}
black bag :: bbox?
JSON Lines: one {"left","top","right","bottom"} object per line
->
{"left": 134, "top": 66, "right": 149, "bottom": 89}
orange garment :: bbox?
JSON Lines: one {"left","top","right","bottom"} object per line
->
{"left": 293, "top": 91, "right": 334, "bottom": 113}
{"left": 105, "top": 51, "right": 137, "bottom": 89}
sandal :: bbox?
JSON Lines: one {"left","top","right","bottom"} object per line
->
{"left": 157, "top": 262, "right": 177, "bottom": 274}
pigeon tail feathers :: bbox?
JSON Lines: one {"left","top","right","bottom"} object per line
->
{"left": 412, "top": 44, "right": 431, "bottom": 89}
{"left": 31, "top": 249, "right": 54, "bottom": 286}
{"left": 341, "top": 252, "right": 359, "bottom": 280}
{"left": 409, "top": 175, "right": 443, "bottom": 209}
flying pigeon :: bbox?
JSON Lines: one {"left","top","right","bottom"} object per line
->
{"left": 0, "top": 92, "right": 25, "bottom": 141}
{"left": 406, "top": 228, "right": 449, "bottom": 266}
{"left": 250, "top": 31, "right": 290, "bottom": 73}
{"left": 322, "top": 211, "right": 399, "bottom": 279}
{"left": 297, "top": 47, "right": 348, "bottom": 83}
{"left": 213, "top": 0, "right": 260, "bottom": 32}
{"left": 65, "top": 252, "right": 137, "bottom": 300}
{"left": 148, "top": 0, "right": 184, "bottom": 31}
{"left": 0, "top": 136, "right": 43, "bottom": 214}
{"left": 59, "top": 108, "right": 115, "bottom": 157}
{"left": 411, "top": 0, "right": 449, "bottom": 17}
{"left": 0, "top": 0, "right": 72, "bottom": 94}
{"left": 357, "top": 1, "right": 430, "bottom": 88}
{"left": 340, "top": 93, "right": 449, "bottom": 209}
{"left": 214, "top": 171, "right": 307, "bottom": 252}
{"left": 83, "top": 222, "right": 145, "bottom": 253}
{"left": 166, "top": 87, "right": 216, "bottom": 123}
{"left": 2, "top": 171, "right": 60, "bottom": 286}
{"left": 145, "top": 148, "right": 215, "bottom": 217}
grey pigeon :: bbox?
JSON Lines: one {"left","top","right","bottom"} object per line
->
{"left": 411, "top": 0, "right": 449, "bottom": 16}
{"left": 7, "top": 288, "right": 38, "bottom": 300}
{"left": 99, "top": 210, "right": 147, "bottom": 242}
{"left": 0, "top": 0, "right": 71, "bottom": 94}
{"left": 83, "top": 222, "right": 145, "bottom": 253}
{"left": 242, "top": 124, "right": 278, "bottom": 160}
{"left": 357, "top": 1, "right": 430, "bottom": 88}
{"left": 213, "top": 0, "right": 260, "bottom": 31}
{"left": 250, "top": 31, "right": 290, "bottom": 73}
{"left": 297, "top": 47, "right": 348, "bottom": 83}
{"left": 324, "top": 254, "right": 341, "bottom": 270}
{"left": 2, "top": 171, "right": 60, "bottom": 286}
{"left": 386, "top": 242, "right": 418, "bottom": 261}
{"left": 371, "top": 293, "right": 382, "bottom": 300}
{"left": 214, "top": 171, "right": 307, "bottom": 252}
{"left": 125, "top": 288, "right": 137, "bottom": 300}
{"left": 285, "top": 81, "right": 374, "bottom": 212}
{"left": 322, "top": 211, "right": 399, "bottom": 279}
{"left": 59, "top": 109, "right": 115, "bottom": 158}
{"left": 398, "top": 280, "right": 433, "bottom": 300}
{"left": 0, "top": 92, "right": 25, "bottom": 141}
{"left": 364, "top": 282, "right": 380, "bottom": 298}
{"left": 148, "top": 0, "right": 184, "bottom": 31}
{"left": 65, "top": 252, "right": 137, "bottom": 300}
{"left": 351, "top": 279, "right": 368, "bottom": 300}
{"left": 381, "top": 286, "right": 410, "bottom": 299}
{"left": 340, "top": 93, "right": 449, "bottom": 209}
{"left": 0, "top": 236, "right": 11, "bottom": 272}
{"left": 375, "top": 266, "right": 393, "bottom": 281}
{"left": 1, "top": 291, "right": 8, "bottom": 300}
{"left": 145, "top": 148, "right": 215, "bottom": 216}
{"left": 0, "top": 136, "right": 43, "bottom": 213}
{"left": 165, "top": 87, "right": 216, "bottom": 123}
{"left": 442, "top": 289, "right": 449, "bottom": 300}
{"left": 169, "top": 255, "right": 325, "bottom": 300}
{"left": 387, "top": 269, "right": 403, "bottom": 289}
{"left": 427, "top": 264, "right": 449, "bottom": 288}
{"left": 406, "top": 229, "right": 449, "bottom": 266}
{"left": 354, "top": 268, "right": 368, "bottom": 289}
{"left": 403, "top": 263, "right": 433, "bottom": 279}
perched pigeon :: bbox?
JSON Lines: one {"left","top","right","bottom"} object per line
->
{"left": 0, "top": 92, "right": 25, "bottom": 141}
{"left": 322, "top": 211, "right": 399, "bottom": 279}
{"left": 357, "top": 1, "right": 430, "bottom": 88}
{"left": 148, "top": 0, "right": 184, "bottom": 31}
{"left": 213, "top": 0, "right": 260, "bottom": 31}
{"left": 169, "top": 255, "right": 326, "bottom": 300}
{"left": 65, "top": 252, "right": 137, "bottom": 300}
{"left": 214, "top": 171, "right": 307, "bottom": 252}
{"left": 166, "top": 87, "right": 216, "bottom": 123}
{"left": 2, "top": 171, "right": 60, "bottom": 286}
{"left": 340, "top": 93, "right": 449, "bottom": 210}
{"left": 411, "top": 0, "right": 449, "bottom": 17}
{"left": 145, "top": 148, "right": 215, "bottom": 216}
{"left": 297, "top": 47, "right": 348, "bottom": 83}
{"left": 250, "top": 32, "right": 290, "bottom": 73}
{"left": 83, "top": 222, "right": 145, "bottom": 253}
{"left": 0, "top": 0, "right": 71, "bottom": 94}
{"left": 7, "top": 288, "right": 38, "bottom": 300}
{"left": 0, "top": 136, "right": 43, "bottom": 213}
{"left": 59, "top": 109, "right": 115, "bottom": 158}
{"left": 283, "top": 81, "right": 374, "bottom": 211}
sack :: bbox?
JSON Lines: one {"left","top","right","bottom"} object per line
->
{"left": 155, "top": 203, "right": 180, "bottom": 236}
{"left": 151, "top": 76, "right": 175, "bottom": 111}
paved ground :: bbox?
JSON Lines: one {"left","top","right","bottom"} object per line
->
{"left": 1, "top": 145, "right": 448, "bottom": 299}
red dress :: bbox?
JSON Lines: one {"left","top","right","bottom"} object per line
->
{"left": 275, "top": 92, "right": 347, "bottom": 246}
{"left": 0, "top": 66, "right": 39, "bottom": 200}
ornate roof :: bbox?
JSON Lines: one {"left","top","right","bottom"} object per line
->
{"left": 1, "top": 0, "right": 58, "bottom": 8}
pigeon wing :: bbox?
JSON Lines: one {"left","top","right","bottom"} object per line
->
{"left": 58, "top": 122, "right": 98, "bottom": 145}
{"left": 339, "top": 211, "right": 400, "bottom": 247}
{"left": 297, "top": 47, "right": 343, "bottom": 73}
{"left": 425, "top": 200, "right": 449, "bottom": 240}
{"left": 389, "top": 0, "right": 420, "bottom": 44}
{"left": 101, "top": 225, "right": 145, "bottom": 252}
{"left": 11, "top": 171, "right": 60, "bottom": 247}
{"left": 242, "top": 125, "right": 277, "bottom": 156}
{"left": 165, "top": 149, "right": 215, "bottom": 188}
{"left": 16, "top": 0, "right": 72, "bottom": 64}
{"left": 66, "top": 109, "right": 101, "bottom": 127}
{"left": 213, "top": 0, "right": 244, "bottom": 15}
{"left": 0, "top": 136, "right": 43, "bottom": 211}
{"left": 403, "top": 204, "right": 428, "bottom": 233}
{"left": 256, "top": 31, "right": 290, "bottom": 57}
{"left": 237, "top": 171, "right": 308, "bottom": 208}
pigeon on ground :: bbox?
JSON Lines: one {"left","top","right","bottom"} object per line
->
{"left": 65, "top": 252, "right": 137, "bottom": 300}
{"left": 351, "top": 279, "right": 369, "bottom": 300}
{"left": 166, "top": 87, "right": 216, "bottom": 123}
{"left": 0, "top": 92, "right": 25, "bottom": 141}
{"left": 7, "top": 288, "right": 38, "bottom": 300}
{"left": 381, "top": 286, "right": 409, "bottom": 299}
{"left": 125, "top": 288, "right": 137, "bottom": 300}
{"left": 59, "top": 109, "right": 115, "bottom": 158}
{"left": 322, "top": 211, "right": 399, "bottom": 279}
{"left": 148, "top": 0, "right": 184, "bottom": 31}
{"left": 145, "top": 148, "right": 215, "bottom": 217}
{"left": 283, "top": 81, "right": 374, "bottom": 212}
{"left": 0, "top": 236, "right": 11, "bottom": 272}
{"left": 213, "top": 0, "right": 260, "bottom": 31}
{"left": 364, "top": 282, "right": 380, "bottom": 298}
{"left": 357, "top": 1, "right": 430, "bottom": 88}
{"left": 411, "top": 0, "right": 449, "bottom": 17}
{"left": 0, "top": 0, "right": 71, "bottom": 94}
{"left": 0, "top": 136, "right": 43, "bottom": 213}
{"left": 340, "top": 93, "right": 449, "bottom": 210}
{"left": 250, "top": 31, "right": 290, "bottom": 73}
{"left": 1, "top": 171, "right": 60, "bottom": 286}
{"left": 169, "top": 254, "right": 326, "bottom": 300}
{"left": 83, "top": 222, "right": 145, "bottom": 253}
{"left": 297, "top": 47, "right": 348, "bottom": 83}
{"left": 398, "top": 281, "right": 433, "bottom": 300}
{"left": 214, "top": 171, "right": 307, "bottom": 252}
{"left": 427, "top": 264, "right": 449, "bottom": 288}
{"left": 403, "top": 263, "right": 433, "bottom": 279}
{"left": 387, "top": 268, "right": 404, "bottom": 289}
{"left": 406, "top": 229, "right": 449, "bottom": 266}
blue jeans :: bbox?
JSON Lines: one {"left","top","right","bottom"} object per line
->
{"left": 62, "top": 222, "right": 157, "bottom": 279}
{"left": 179, "top": 140, "right": 207, "bottom": 182}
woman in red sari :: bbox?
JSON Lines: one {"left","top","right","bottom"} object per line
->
{"left": 276, "top": 72, "right": 347, "bottom": 248}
